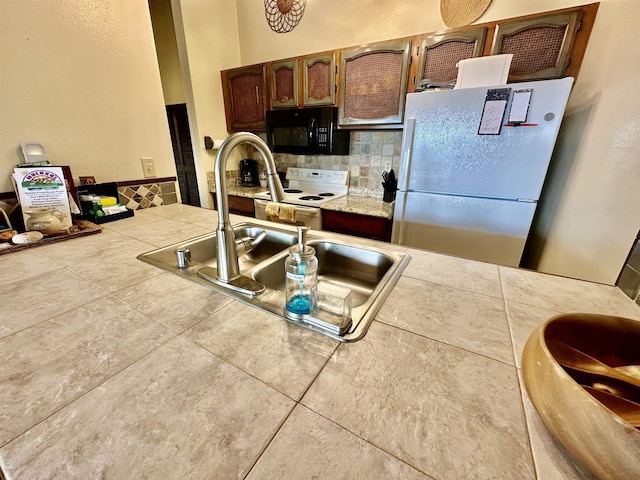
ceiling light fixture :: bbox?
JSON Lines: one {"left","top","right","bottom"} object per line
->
{"left": 264, "top": 0, "right": 306, "bottom": 33}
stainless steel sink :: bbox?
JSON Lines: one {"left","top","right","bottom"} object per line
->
{"left": 138, "top": 225, "right": 297, "bottom": 273}
{"left": 138, "top": 222, "right": 409, "bottom": 341}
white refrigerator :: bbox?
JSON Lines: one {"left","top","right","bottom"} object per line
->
{"left": 392, "top": 77, "right": 573, "bottom": 267}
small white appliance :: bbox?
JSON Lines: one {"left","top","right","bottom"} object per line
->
{"left": 20, "top": 143, "right": 50, "bottom": 165}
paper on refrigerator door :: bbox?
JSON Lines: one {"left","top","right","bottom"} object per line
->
{"left": 454, "top": 54, "right": 513, "bottom": 89}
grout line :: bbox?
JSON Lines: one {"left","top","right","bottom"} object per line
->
{"left": 294, "top": 400, "right": 435, "bottom": 479}
{"left": 499, "top": 266, "right": 541, "bottom": 480}
{"left": 241, "top": 340, "right": 341, "bottom": 479}
{"left": 0, "top": 306, "right": 180, "bottom": 450}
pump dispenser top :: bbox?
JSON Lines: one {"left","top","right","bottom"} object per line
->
{"left": 297, "top": 226, "right": 308, "bottom": 253}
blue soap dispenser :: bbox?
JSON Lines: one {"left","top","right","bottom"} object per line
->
{"left": 284, "top": 226, "right": 318, "bottom": 317}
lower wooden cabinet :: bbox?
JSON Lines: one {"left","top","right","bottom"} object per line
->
{"left": 212, "top": 194, "right": 255, "bottom": 217}
{"left": 322, "top": 210, "right": 392, "bottom": 242}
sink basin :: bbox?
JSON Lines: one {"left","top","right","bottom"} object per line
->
{"left": 138, "top": 225, "right": 297, "bottom": 273}
{"left": 138, "top": 222, "right": 409, "bottom": 341}
{"left": 253, "top": 240, "right": 395, "bottom": 308}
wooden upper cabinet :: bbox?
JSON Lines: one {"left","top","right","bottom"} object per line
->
{"left": 490, "top": 10, "right": 582, "bottom": 82}
{"left": 219, "top": 4, "right": 598, "bottom": 131}
{"left": 221, "top": 64, "right": 267, "bottom": 132}
{"left": 269, "top": 59, "right": 298, "bottom": 109}
{"left": 338, "top": 40, "right": 411, "bottom": 128}
{"left": 302, "top": 53, "right": 336, "bottom": 106}
{"left": 415, "top": 28, "right": 486, "bottom": 89}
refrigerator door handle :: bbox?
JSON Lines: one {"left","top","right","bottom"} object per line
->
{"left": 399, "top": 118, "right": 416, "bottom": 192}
{"left": 394, "top": 192, "right": 409, "bottom": 245}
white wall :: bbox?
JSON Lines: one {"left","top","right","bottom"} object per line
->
{"left": 0, "top": 0, "right": 177, "bottom": 193}
{"left": 528, "top": 0, "right": 640, "bottom": 285}
{"left": 226, "top": 0, "right": 639, "bottom": 285}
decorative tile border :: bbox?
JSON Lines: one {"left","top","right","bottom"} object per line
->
{"left": 117, "top": 181, "right": 177, "bottom": 210}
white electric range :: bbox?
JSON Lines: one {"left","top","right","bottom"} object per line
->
{"left": 254, "top": 167, "right": 349, "bottom": 229}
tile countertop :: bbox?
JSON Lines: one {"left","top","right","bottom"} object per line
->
{"left": 1, "top": 203, "right": 639, "bottom": 479}
{"left": 214, "top": 184, "right": 395, "bottom": 219}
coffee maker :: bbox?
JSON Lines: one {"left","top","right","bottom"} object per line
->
{"left": 239, "top": 159, "right": 259, "bottom": 186}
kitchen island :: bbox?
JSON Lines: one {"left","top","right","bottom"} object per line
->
{"left": 1, "top": 203, "right": 638, "bottom": 479}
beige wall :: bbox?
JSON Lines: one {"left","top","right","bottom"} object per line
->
{"left": 175, "top": 0, "right": 245, "bottom": 204}
{"left": 150, "top": 0, "right": 185, "bottom": 105}
{"left": 226, "top": 0, "right": 639, "bottom": 285}
{"left": 0, "top": 0, "right": 177, "bottom": 193}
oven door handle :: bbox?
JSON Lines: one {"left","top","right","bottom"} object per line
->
{"left": 291, "top": 205, "right": 321, "bottom": 214}
{"left": 255, "top": 199, "right": 320, "bottom": 215}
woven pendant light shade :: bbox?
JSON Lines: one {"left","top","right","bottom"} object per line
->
{"left": 264, "top": 0, "right": 306, "bottom": 33}
{"left": 441, "top": 0, "right": 492, "bottom": 28}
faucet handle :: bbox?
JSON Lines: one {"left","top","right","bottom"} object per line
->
{"left": 176, "top": 248, "right": 191, "bottom": 268}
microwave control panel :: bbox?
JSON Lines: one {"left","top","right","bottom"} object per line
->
{"left": 317, "top": 126, "right": 328, "bottom": 147}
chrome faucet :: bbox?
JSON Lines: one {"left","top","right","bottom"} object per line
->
{"left": 203, "top": 132, "right": 285, "bottom": 295}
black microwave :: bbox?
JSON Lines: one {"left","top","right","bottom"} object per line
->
{"left": 266, "top": 107, "right": 350, "bottom": 155}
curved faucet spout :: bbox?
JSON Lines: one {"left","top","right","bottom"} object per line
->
{"left": 213, "top": 132, "right": 285, "bottom": 288}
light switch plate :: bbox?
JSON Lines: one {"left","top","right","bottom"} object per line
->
{"left": 141, "top": 157, "right": 156, "bottom": 178}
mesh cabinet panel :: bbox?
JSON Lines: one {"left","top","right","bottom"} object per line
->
{"left": 344, "top": 51, "right": 403, "bottom": 120}
{"left": 307, "top": 61, "right": 330, "bottom": 100}
{"left": 423, "top": 41, "right": 476, "bottom": 82}
{"left": 491, "top": 10, "right": 581, "bottom": 80}
{"left": 230, "top": 74, "right": 263, "bottom": 123}
{"left": 499, "top": 25, "right": 567, "bottom": 75}
{"left": 274, "top": 67, "right": 294, "bottom": 103}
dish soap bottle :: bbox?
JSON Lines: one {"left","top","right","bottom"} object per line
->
{"left": 285, "top": 226, "right": 318, "bottom": 318}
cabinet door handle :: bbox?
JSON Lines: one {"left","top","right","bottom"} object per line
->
{"left": 255, "top": 86, "right": 259, "bottom": 104}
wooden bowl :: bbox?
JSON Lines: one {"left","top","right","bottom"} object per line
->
{"left": 522, "top": 313, "right": 640, "bottom": 480}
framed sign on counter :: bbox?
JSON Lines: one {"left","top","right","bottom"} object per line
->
{"left": 12, "top": 166, "right": 73, "bottom": 235}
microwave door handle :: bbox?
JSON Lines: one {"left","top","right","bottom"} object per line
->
{"left": 308, "top": 118, "right": 316, "bottom": 147}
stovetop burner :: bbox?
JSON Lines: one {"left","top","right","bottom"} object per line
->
{"left": 253, "top": 168, "right": 349, "bottom": 208}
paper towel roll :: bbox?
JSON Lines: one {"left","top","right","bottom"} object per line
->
{"left": 204, "top": 136, "right": 226, "bottom": 150}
